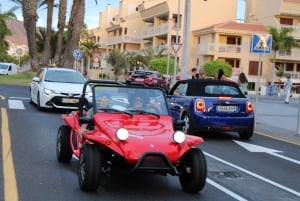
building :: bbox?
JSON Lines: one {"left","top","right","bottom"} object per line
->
{"left": 244, "top": 0, "right": 300, "bottom": 85}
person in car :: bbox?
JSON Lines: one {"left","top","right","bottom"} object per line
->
{"left": 129, "top": 95, "right": 161, "bottom": 114}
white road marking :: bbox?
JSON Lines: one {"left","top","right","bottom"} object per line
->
{"left": 8, "top": 100, "right": 25, "bottom": 110}
{"left": 205, "top": 152, "right": 300, "bottom": 197}
{"left": 234, "top": 140, "right": 300, "bottom": 165}
{"left": 9, "top": 97, "right": 30, "bottom": 100}
{"left": 207, "top": 178, "right": 248, "bottom": 201}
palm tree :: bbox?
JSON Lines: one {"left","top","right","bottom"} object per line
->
{"left": 59, "top": 0, "right": 85, "bottom": 68}
{"left": 142, "top": 45, "right": 167, "bottom": 68}
{"left": 53, "top": 0, "right": 67, "bottom": 65}
{"left": 80, "top": 39, "right": 100, "bottom": 78}
{"left": 107, "top": 49, "right": 128, "bottom": 81}
{"left": 0, "top": 6, "right": 16, "bottom": 56}
{"left": 40, "top": 0, "right": 57, "bottom": 66}
{"left": 22, "top": 0, "right": 39, "bottom": 70}
{"left": 268, "top": 26, "right": 297, "bottom": 84}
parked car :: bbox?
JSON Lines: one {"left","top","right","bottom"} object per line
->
{"left": 167, "top": 79, "right": 255, "bottom": 139}
{"left": 56, "top": 80, "right": 207, "bottom": 193}
{"left": 126, "top": 70, "right": 159, "bottom": 86}
{"left": 30, "top": 67, "right": 92, "bottom": 110}
{"left": 0, "top": 62, "right": 17, "bottom": 75}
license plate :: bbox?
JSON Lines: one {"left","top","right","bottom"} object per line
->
{"left": 217, "top": 105, "right": 236, "bottom": 112}
{"left": 135, "top": 78, "right": 144, "bottom": 81}
{"left": 62, "top": 98, "right": 79, "bottom": 103}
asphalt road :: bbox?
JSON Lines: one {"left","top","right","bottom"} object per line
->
{"left": 0, "top": 84, "right": 300, "bottom": 201}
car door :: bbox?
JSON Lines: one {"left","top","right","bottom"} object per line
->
{"left": 167, "top": 82, "right": 189, "bottom": 121}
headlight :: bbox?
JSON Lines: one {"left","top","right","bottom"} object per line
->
{"left": 44, "top": 88, "right": 52, "bottom": 95}
{"left": 116, "top": 128, "right": 129, "bottom": 141}
{"left": 173, "top": 131, "right": 185, "bottom": 143}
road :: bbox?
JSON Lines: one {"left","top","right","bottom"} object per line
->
{"left": 0, "top": 84, "right": 300, "bottom": 201}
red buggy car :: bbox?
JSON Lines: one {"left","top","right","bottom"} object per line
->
{"left": 56, "top": 80, "right": 207, "bottom": 193}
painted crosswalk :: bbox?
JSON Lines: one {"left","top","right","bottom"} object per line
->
{"left": 0, "top": 96, "right": 27, "bottom": 110}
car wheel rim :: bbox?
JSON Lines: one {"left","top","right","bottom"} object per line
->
{"left": 182, "top": 115, "right": 190, "bottom": 133}
{"left": 56, "top": 132, "right": 61, "bottom": 153}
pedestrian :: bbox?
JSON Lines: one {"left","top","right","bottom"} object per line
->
{"left": 191, "top": 67, "right": 198, "bottom": 79}
{"left": 215, "top": 68, "right": 236, "bottom": 83}
{"left": 284, "top": 75, "right": 292, "bottom": 104}
{"left": 238, "top": 72, "right": 248, "bottom": 95}
{"left": 198, "top": 67, "right": 206, "bottom": 79}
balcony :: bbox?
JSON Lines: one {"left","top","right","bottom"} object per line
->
{"left": 279, "top": 24, "right": 300, "bottom": 39}
{"left": 277, "top": 48, "right": 300, "bottom": 61}
{"left": 197, "top": 43, "right": 242, "bottom": 55}
{"left": 107, "top": 35, "right": 141, "bottom": 45}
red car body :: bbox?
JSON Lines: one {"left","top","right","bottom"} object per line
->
{"left": 56, "top": 80, "right": 207, "bottom": 193}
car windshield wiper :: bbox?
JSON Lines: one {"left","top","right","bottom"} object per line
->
{"left": 99, "top": 108, "right": 133, "bottom": 117}
{"left": 127, "top": 110, "right": 160, "bottom": 118}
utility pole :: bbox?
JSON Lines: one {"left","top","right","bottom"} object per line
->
{"left": 173, "top": 0, "right": 181, "bottom": 85}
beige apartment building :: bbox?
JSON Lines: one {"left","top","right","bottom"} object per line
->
{"left": 88, "top": 0, "right": 300, "bottom": 92}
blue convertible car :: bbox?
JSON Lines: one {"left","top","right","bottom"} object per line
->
{"left": 167, "top": 79, "right": 255, "bottom": 139}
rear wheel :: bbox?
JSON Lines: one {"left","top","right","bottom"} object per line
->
{"left": 56, "top": 125, "right": 73, "bottom": 162}
{"left": 181, "top": 112, "right": 195, "bottom": 134}
{"left": 239, "top": 129, "right": 253, "bottom": 140}
{"left": 179, "top": 148, "right": 207, "bottom": 193}
{"left": 78, "top": 144, "right": 102, "bottom": 191}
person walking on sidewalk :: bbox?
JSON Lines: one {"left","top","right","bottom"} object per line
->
{"left": 284, "top": 75, "right": 292, "bottom": 104}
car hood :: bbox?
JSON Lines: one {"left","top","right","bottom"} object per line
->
{"left": 94, "top": 113, "right": 174, "bottom": 137}
{"left": 43, "top": 82, "right": 88, "bottom": 94}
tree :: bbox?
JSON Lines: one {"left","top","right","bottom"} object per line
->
{"left": 148, "top": 57, "right": 177, "bottom": 75}
{"left": 268, "top": 26, "right": 297, "bottom": 84}
{"left": 142, "top": 45, "right": 167, "bottom": 67}
{"left": 0, "top": 9, "right": 13, "bottom": 56}
{"left": 80, "top": 39, "right": 100, "bottom": 78}
{"left": 22, "top": 0, "right": 39, "bottom": 70}
{"left": 203, "top": 60, "right": 233, "bottom": 77}
{"left": 107, "top": 49, "right": 128, "bottom": 81}
{"left": 53, "top": 0, "right": 67, "bottom": 65}
{"left": 40, "top": 0, "right": 56, "bottom": 66}
{"left": 60, "top": 0, "right": 85, "bottom": 68}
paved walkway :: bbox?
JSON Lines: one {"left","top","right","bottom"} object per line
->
{"left": 249, "top": 94, "right": 300, "bottom": 144}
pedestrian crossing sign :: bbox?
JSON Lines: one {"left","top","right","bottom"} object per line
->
{"left": 251, "top": 34, "right": 272, "bottom": 54}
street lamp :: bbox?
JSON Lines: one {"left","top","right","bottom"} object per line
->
{"left": 173, "top": 0, "right": 181, "bottom": 85}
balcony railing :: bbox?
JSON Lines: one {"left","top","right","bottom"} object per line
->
{"left": 107, "top": 35, "right": 142, "bottom": 45}
{"left": 279, "top": 24, "right": 300, "bottom": 39}
{"left": 277, "top": 48, "right": 300, "bottom": 60}
{"left": 197, "top": 43, "right": 242, "bottom": 55}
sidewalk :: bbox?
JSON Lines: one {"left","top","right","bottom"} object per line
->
{"left": 248, "top": 94, "right": 300, "bottom": 144}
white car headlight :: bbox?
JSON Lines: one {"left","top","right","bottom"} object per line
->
{"left": 44, "top": 88, "right": 52, "bottom": 95}
{"left": 173, "top": 131, "right": 186, "bottom": 143}
{"left": 116, "top": 128, "right": 129, "bottom": 141}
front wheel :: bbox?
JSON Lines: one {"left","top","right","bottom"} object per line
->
{"left": 56, "top": 125, "right": 73, "bottom": 162}
{"left": 78, "top": 144, "right": 102, "bottom": 191}
{"left": 179, "top": 148, "right": 207, "bottom": 193}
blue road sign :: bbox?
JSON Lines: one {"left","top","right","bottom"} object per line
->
{"left": 73, "top": 49, "right": 83, "bottom": 60}
{"left": 251, "top": 34, "right": 272, "bottom": 54}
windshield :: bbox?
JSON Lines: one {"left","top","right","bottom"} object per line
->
{"left": 0, "top": 64, "right": 8, "bottom": 70}
{"left": 91, "top": 85, "right": 168, "bottom": 115}
{"left": 44, "top": 70, "right": 86, "bottom": 83}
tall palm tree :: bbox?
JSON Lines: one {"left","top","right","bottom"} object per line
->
{"left": 53, "top": 0, "right": 67, "bottom": 65}
{"left": 60, "top": 0, "right": 85, "bottom": 68}
{"left": 80, "top": 39, "right": 100, "bottom": 78}
{"left": 0, "top": 7, "right": 16, "bottom": 55}
{"left": 107, "top": 49, "right": 128, "bottom": 81}
{"left": 22, "top": 0, "right": 39, "bottom": 70}
{"left": 268, "top": 26, "right": 297, "bottom": 84}
{"left": 40, "top": 0, "right": 56, "bottom": 66}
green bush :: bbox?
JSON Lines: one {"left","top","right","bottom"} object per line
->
{"left": 203, "top": 60, "right": 233, "bottom": 77}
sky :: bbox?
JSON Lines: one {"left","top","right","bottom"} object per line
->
{"left": 1, "top": 0, "right": 245, "bottom": 29}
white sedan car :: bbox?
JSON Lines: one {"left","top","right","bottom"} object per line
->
{"left": 30, "top": 67, "right": 92, "bottom": 110}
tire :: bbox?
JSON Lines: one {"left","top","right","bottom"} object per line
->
{"left": 181, "top": 112, "right": 195, "bottom": 134}
{"left": 37, "top": 93, "right": 43, "bottom": 111}
{"left": 78, "top": 144, "right": 102, "bottom": 192}
{"left": 239, "top": 129, "right": 253, "bottom": 140}
{"left": 29, "top": 89, "right": 34, "bottom": 104}
{"left": 56, "top": 125, "right": 73, "bottom": 162}
{"left": 179, "top": 148, "right": 207, "bottom": 193}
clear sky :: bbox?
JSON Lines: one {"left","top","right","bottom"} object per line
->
{"left": 1, "top": 0, "right": 245, "bottom": 29}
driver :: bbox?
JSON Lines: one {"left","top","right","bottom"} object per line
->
{"left": 129, "top": 94, "right": 161, "bottom": 114}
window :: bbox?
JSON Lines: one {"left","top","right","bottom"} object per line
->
{"left": 286, "top": 63, "right": 294, "bottom": 71}
{"left": 248, "top": 61, "right": 262, "bottom": 76}
{"left": 280, "top": 18, "right": 293, "bottom": 25}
